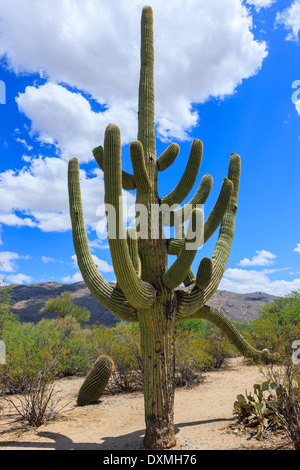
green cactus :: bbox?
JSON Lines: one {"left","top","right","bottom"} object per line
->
{"left": 68, "top": 6, "right": 279, "bottom": 449}
{"left": 77, "top": 355, "right": 114, "bottom": 406}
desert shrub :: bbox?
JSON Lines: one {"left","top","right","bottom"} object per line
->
{"left": 0, "top": 357, "right": 66, "bottom": 428}
{"left": 243, "top": 290, "right": 300, "bottom": 357}
{"left": 174, "top": 329, "right": 213, "bottom": 386}
{"left": 264, "top": 363, "right": 300, "bottom": 450}
{"left": 233, "top": 364, "right": 300, "bottom": 449}
{"left": 0, "top": 319, "right": 62, "bottom": 394}
{"left": 87, "top": 321, "right": 142, "bottom": 392}
{"left": 200, "top": 325, "right": 236, "bottom": 369}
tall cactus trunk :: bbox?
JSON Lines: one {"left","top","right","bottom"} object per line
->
{"left": 137, "top": 8, "right": 176, "bottom": 448}
{"left": 138, "top": 290, "right": 177, "bottom": 449}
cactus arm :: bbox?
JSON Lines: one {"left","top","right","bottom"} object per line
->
{"left": 68, "top": 157, "right": 137, "bottom": 322}
{"left": 156, "top": 143, "right": 180, "bottom": 171}
{"left": 183, "top": 269, "right": 196, "bottom": 287}
{"left": 126, "top": 227, "right": 141, "bottom": 276}
{"left": 103, "top": 123, "right": 156, "bottom": 310}
{"left": 196, "top": 257, "right": 213, "bottom": 290}
{"left": 176, "top": 305, "right": 280, "bottom": 365}
{"left": 175, "top": 153, "right": 241, "bottom": 318}
{"left": 161, "top": 139, "right": 203, "bottom": 208}
{"left": 130, "top": 140, "right": 151, "bottom": 193}
{"left": 93, "top": 145, "right": 136, "bottom": 191}
{"left": 203, "top": 177, "right": 233, "bottom": 242}
{"left": 163, "top": 173, "right": 213, "bottom": 228}
{"left": 161, "top": 208, "right": 203, "bottom": 289}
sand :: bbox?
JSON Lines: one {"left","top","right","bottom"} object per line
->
{"left": 0, "top": 357, "right": 292, "bottom": 451}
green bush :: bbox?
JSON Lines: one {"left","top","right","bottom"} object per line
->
{"left": 243, "top": 290, "right": 300, "bottom": 358}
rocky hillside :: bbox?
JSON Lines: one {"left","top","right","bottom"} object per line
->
{"left": 2, "top": 281, "right": 278, "bottom": 327}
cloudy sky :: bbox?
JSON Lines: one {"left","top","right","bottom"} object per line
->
{"left": 0, "top": 0, "right": 300, "bottom": 296}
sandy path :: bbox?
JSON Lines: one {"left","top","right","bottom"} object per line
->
{"left": 0, "top": 357, "right": 289, "bottom": 451}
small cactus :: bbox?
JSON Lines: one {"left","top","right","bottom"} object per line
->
{"left": 77, "top": 355, "right": 114, "bottom": 406}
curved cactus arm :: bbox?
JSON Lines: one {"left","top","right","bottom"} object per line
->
{"left": 175, "top": 153, "right": 241, "bottom": 317}
{"left": 176, "top": 305, "right": 280, "bottom": 365}
{"left": 126, "top": 227, "right": 141, "bottom": 276}
{"left": 93, "top": 145, "right": 136, "bottom": 191}
{"left": 130, "top": 140, "right": 151, "bottom": 193}
{"left": 203, "top": 177, "right": 233, "bottom": 242}
{"left": 161, "top": 139, "right": 203, "bottom": 208}
{"left": 166, "top": 175, "right": 231, "bottom": 252}
{"left": 103, "top": 123, "right": 156, "bottom": 310}
{"left": 161, "top": 208, "right": 203, "bottom": 289}
{"left": 196, "top": 257, "right": 213, "bottom": 290}
{"left": 183, "top": 268, "right": 196, "bottom": 287}
{"left": 163, "top": 173, "right": 213, "bottom": 227}
{"left": 156, "top": 143, "right": 180, "bottom": 171}
{"left": 68, "top": 157, "right": 137, "bottom": 322}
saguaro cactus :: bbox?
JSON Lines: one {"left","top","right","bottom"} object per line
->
{"left": 77, "top": 355, "right": 114, "bottom": 406}
{"left": 68, "top": 6, "right": 279, "bottom": 449}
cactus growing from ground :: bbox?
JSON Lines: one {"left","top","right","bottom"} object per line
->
{"left": 68, "top": 6, "right": 279, "bottom": 449}
{"left": 77, "top": 355, "right": 114, "bottom": 406}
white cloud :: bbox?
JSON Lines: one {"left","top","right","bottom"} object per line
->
{"left": 6, "top": 273, "right": 33, "bottom": 285}
{"left": 15, "top": 138, "right": 33, "bottom": 151}
{"left": 41, "top": 256, "right": 56, "bottom": 264}
{"left": 0, "top": 0, "right": 268, "bottom": 143}
{"left": 276, "top": 0, "right": 300, "bottom": 41}
{"left": 294, "top": 243, "right": 300, "bottom": 253}
{"left": 62, "top": 271, "right": 83, "bottom": 284}
{"left": 0, "top": 251, "right": 30, "bottom": 273}
{"left": 62, "top": 253, "right": 113, "bottom": 283}
{"left": 246, "top": 0, "right": 276, "bottom": 11}
{"left": 0, "top": 152, "right": 136, "bottom": 233}
{"left": 71, "top": 253, "right": 113, "bottom": 273}
{"left": 238, "top": 249, "right": 277, "bottom": 267}
{"left": 16, "top": 82, "right": 137, "bottom": 162}
{"left": 219, "top": 267, "right": 300, "bottom": 296}
{"left": 0, "top": 157, "right": 100, "bottom": 232}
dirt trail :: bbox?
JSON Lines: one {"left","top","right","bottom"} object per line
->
{"left": 0, "top": 357, "right": 290, "bottom": 450}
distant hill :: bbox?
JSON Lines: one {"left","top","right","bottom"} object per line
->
{"left": 2, "top": 281, "right": 278, "bottom": 327}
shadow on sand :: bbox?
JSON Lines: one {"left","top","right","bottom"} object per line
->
{"left": 0, "top": 417, "right": 233, "bottom": 450}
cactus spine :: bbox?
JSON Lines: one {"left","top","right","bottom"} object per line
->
{"left": 68, "top": 6, "right": 279, "bottom": 449}
{"left": 77, "top": 355, "right": 114, "bottom": 406}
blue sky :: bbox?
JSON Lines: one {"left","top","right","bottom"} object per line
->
{"left": 0, "top": 0, "right": 300, "bottom": 296}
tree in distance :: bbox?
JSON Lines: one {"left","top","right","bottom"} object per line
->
{"left": 40, "top": 291, "right": 90, "bottom": 323}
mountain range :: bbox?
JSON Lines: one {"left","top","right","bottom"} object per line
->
{"left": 2, "top": 281, "right": 278, "bottom": 327}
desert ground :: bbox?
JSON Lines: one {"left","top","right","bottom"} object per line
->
{"left": 0, "top": 357, "right": 292, "bottom": 451}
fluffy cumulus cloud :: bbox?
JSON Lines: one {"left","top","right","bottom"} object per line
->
{"left": 276, "top": 0, "right": 300, "bottom": 41}
{"left": 62, "top": 254, "right": 113, "bottom": 283}
{"left": 0, "top": 158, "right": 136, "bottom": 237}
{"left": 219, "top": 267, "right": 300, "bottom": 296}
{"left": 16, "top": 83, "right": 138, "bottom": 161}
{"left": 0, "top": 0, "right": 270, "bottom": 237}
{"left": 0, "top": 251, "right": 32, "bottom": 284}
{"left": 246, "top": 0, "right": 276, "bottom": 11}
{"left": 294, "top": 243, "right": 300, "bottom": 254}
{"left": 238, "top": 249, "right": 277, "bottom": 266}
{"left": 0, "top": 156, "right": 136, "bottom": 233}
{"left": 219, "top": 248, "right": 300, "bottom": 295}
{"left": 0, "top": 0, "right": 268, "bottom": 145}
{"left": 0, "top": 251, "right": 30, "bottom": 273}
